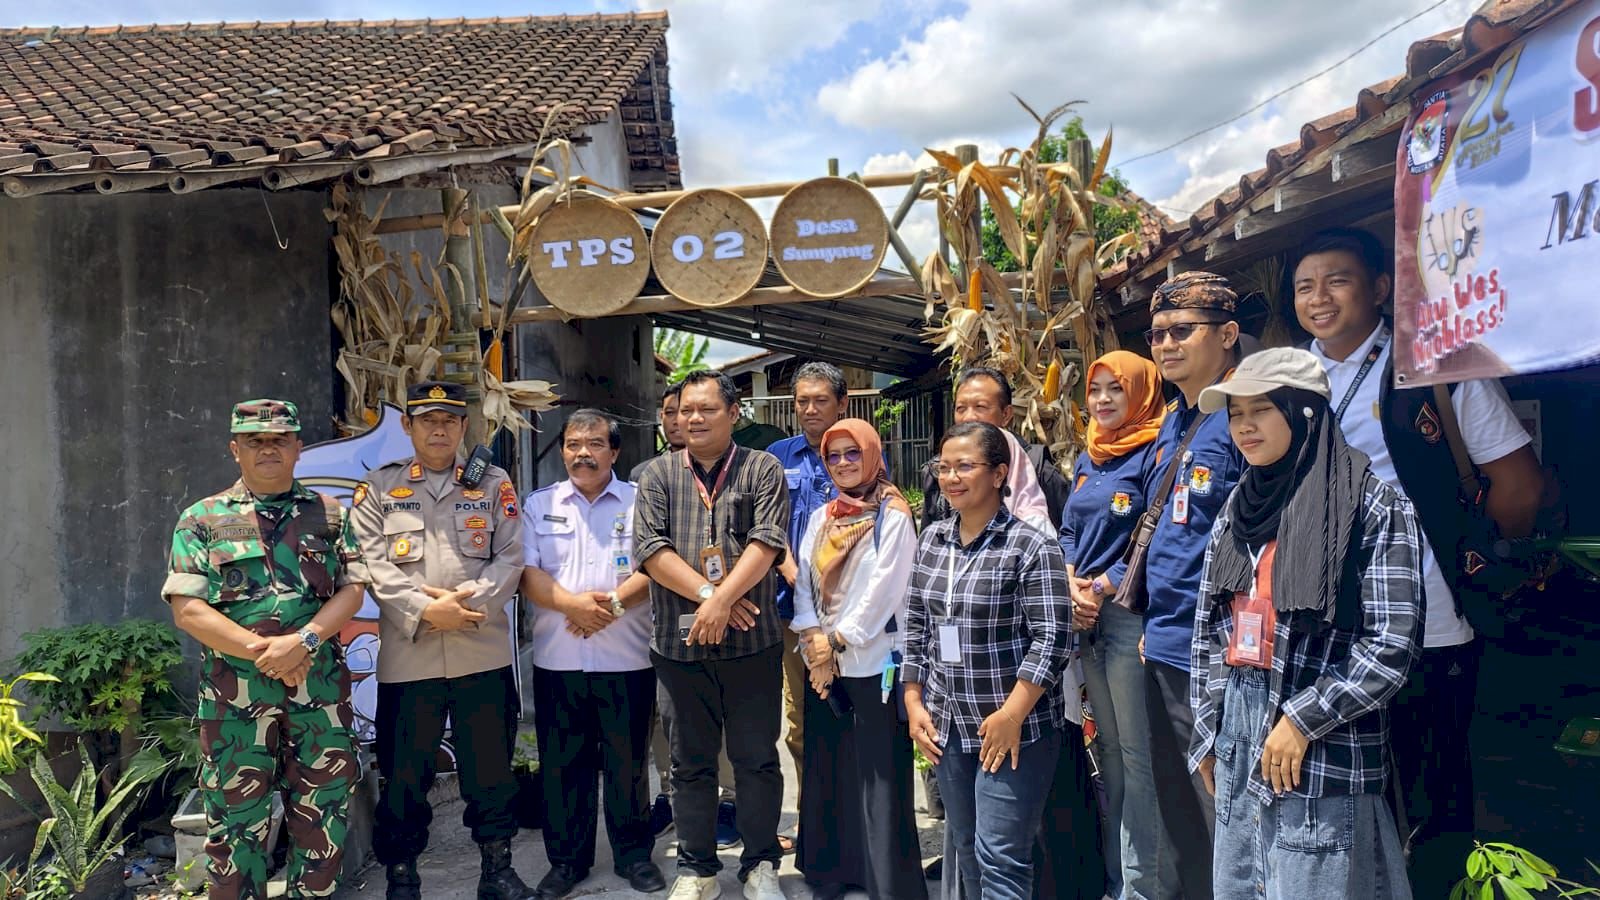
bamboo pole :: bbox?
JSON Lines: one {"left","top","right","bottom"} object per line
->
{"left": 371, "top": 167, "right": 1023, "bottom": 235}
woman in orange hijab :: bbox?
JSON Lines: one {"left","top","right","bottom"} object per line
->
{"left": 790, "top": 418, "right": 926, "bottom": 900}
{"left": 1060, "top": 350, "right": 1168, "bottom": 899}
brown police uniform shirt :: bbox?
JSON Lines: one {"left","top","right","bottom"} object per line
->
{"left": 352, "top": 456, "right": 525, "bottom": 683}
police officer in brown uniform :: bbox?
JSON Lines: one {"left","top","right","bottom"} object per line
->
{"left": 351, "top": 382, "right": 532, "bottom": 900}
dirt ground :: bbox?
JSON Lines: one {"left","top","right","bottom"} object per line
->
{"left": 138, "top": 742, "right": 945, "bottom": 899}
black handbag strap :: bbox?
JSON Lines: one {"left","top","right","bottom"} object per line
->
{"left": 1146, "top": 411, "right": 1212, "bottom": 522}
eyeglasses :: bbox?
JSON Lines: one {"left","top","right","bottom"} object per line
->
{"left": 825, "top": 448, "right": 863, "bottom": 466}
{"left": 934, "top": 462, "right": 990, "bottom": 480}
{"left": 1144, "top": 321, "right": 1217, "bottom": 346}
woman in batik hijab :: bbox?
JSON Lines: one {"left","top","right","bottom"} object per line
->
{"left": 791, "top": 418, "right": 927, "bottom": 900}
{"left": 1190, "top": 348, "right": 1421, "bottom": 899}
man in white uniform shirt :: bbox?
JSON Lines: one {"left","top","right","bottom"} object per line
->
{"left": 1293, "top": 228, "right": 1544, "bottom": 893}
{"left": 522, "top": 409, "right": 666, "bottom": 899}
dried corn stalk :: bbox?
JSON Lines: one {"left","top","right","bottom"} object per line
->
{"left": 1236, "top": 255, "right": 1295, "bottom": 349}
{"left": 921, "top": 98, "right": 1134, "bottom": 469}
{"left": 327, "top": 106, "right": 587, "bottom": 436}
{"left": 328, "top": 183, "right": 453, "bottom": 431}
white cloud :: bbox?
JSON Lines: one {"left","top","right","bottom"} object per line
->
{"left": 635, "top": 0, "right": 882, "bottom": 98}
{"left": 820, "top": 0, "right": 1478, "bottom": 215}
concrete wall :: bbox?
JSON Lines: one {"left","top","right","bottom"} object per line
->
{"left": 0, "top": 190, "right": 336, "bottom": 667}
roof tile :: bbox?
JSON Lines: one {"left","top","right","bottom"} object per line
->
{"left": 0, "top": 12, "right": 678, "bottom": 193}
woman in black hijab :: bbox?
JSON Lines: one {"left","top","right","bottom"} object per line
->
{"left": 1186, "top": 348, "right": 1423, "bottom": 899}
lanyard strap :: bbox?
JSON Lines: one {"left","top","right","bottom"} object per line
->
{"left": 1333, "top": 332, "right": 1390, "bottom": 423}
{"left": 690, "top": 444, "right": 738, "bottom": 513}
{"left": 943, "top": 529, "right": 992, "bottom": 619}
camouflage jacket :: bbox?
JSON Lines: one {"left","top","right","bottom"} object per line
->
{"left": 162, "top": 480, "right": 370, "bottom": 719}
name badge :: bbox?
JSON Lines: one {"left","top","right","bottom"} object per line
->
{"left": 613, "top": 550, "right": 632, "bottom": 584}
{"left": 1171, "top": 484, "right": 1191, "bottom": 525}
{"left": 700, "top": 545, "right": 727, "bottom": 584}
{"left": 937, "top": 621, "right": 963, "bottom": 664}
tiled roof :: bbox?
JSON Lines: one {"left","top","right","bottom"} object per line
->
{"left": 1104, "top": 0, "right": 1570, "bottom": 295}
{"left": 0, "top": 13, "right": 680, "bottom": 196}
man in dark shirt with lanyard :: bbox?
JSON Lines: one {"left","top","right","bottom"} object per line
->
{"left": 1138, "top": 272, "right": 1248, "bottom": 900}
{"left": 634, "top": 370, "right": 791, "bottom": 900}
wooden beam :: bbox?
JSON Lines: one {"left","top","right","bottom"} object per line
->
{"left": 1273, "top": 169, "right": 1332, "bottom": 213}
{"left": 511, "top": 277, "right": 924, "bottom": 324}
{"left": 510, "top": 267, "right": 1062, "bottom": 326}
{"left": 1332, "top": 137, "right": 1397, "bottom": 183}
{"left": 373, "top": 166, "right": 1023, "bottom": 235}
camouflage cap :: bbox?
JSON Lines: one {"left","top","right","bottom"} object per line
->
{"left": 1151, "top": 270, "right": 1238, "bottom": 316}
{"left": 406, "top": 380, "right": 468, "bottom": 417}
{"left": 230, "top": 399, "right": 301, "bottom": 433}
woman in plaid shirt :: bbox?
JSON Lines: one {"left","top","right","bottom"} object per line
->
{"left": 903, "top": 422, "right": 1072, "bottom": 900}
{"left": 1187, "top": 349, "right": 1422, "bottom": 899}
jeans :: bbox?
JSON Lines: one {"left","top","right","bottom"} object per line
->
{"left": 936, "top": 727, "right": 1060, "bottom": 900}
{"left": 1212, "top": 667, "right": 1411, "bottom": 900}
{"left": 651, "top": 643, "right": 784, "bottom": 880}
{"left": 1082, "top": 603, "right": 1174, "bottom": 900}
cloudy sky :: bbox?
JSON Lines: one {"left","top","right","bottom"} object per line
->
{"left": 5, "top": 0, "right": 1478, "bottom": 362}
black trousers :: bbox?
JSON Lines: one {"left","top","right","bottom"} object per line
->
{"left": 651, "top": 643, "right": 783, "bottom": 880}
{"left": 1390, "top": 639, "right": 1481, "bottom": 895}
{"left": 374, "top": 666, "right": 519, "bottom": 864}
{"left": 797, "top": 675, "right": 927, "bottom": 899}
{"left": 1032, "top": 721, "right": 1106, "bottom": 900}
{"left": 1145, "top": 659, "right": 1214, "bottom": 900}
{"left": 531, "top": 666, "right": 657, "bottom": 872}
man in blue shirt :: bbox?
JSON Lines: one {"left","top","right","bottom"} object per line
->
{"left": 1138, "top": 271, "right": 1247, "bottom": 900}
{"left": 764, "top": 361, "right": 848, "bottom": 855}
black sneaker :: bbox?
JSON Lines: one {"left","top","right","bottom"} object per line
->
{"left": 714, "top": 799, "right": 740, "bottom": 849}
{"left": 650, "top": 792, "right": 674, "bottom": 837}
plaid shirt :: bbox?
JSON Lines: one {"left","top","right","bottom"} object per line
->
{"left": 1187, "top": 472, "right": 1423, "bottom": 801}
{"left": 903, "top": 506, "right": 1072, "bottom": 754}
{"left": 634, "top": 445, "right": 790, "bottom": 662}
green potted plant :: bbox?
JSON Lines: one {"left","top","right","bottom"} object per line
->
{"left": 0, "top": 742, "right": 168, "bottom": 897}
{"left": 511, "top": 731, "right": 543, "bottom": 831}
{"left": 10, "top": 621, "right": 182, "bottom": 786}
{"left": 0, "top": 672, "right": 58, "bottom": 777}
{"left": 1449, "top": 842, "right": 1600, "bottom": 899}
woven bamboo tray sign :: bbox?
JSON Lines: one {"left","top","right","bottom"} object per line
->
{"left": 651, "top": 189, "right": 770, "bottom": 307}
{"left": 770, "top": 177, "right": 890, "bottom": 298}
{"left": 527, "top": 195, "right": 650, "bottom": 316}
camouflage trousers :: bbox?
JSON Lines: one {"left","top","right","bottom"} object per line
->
{"left": 199, "top": 700, "right": 358, "bottom": 900}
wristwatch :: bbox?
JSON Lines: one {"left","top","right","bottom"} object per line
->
{"left": 297, "top": 628, "right": 322, "bottom": 654}
{"left": 696, "top": 583, "right": 715, "bottom": 602}
{"left": 608, "top": 591, "right": 626, "bottom": 618}
{"left": 828, "top": 632, "right": 846, "bottom": 655}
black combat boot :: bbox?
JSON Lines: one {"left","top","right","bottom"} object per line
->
{"left": 384, "top": 859, "right": 421, "bottom": 900}
{"left": 477, "top": 838, "right": 536, "bottom": 900}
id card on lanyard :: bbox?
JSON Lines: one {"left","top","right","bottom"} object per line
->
{"left": 1227, "top": 542, "right": 1277, "bottom": 669}
{"left": 938, "top": 535, "right": 989, "bottom": 665}
{"left": 691, "top": 446, "right": 737, "bottom": 583}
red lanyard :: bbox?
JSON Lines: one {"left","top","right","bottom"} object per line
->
{"left": 689, "top": 444, "right": 737, "bottom": 513}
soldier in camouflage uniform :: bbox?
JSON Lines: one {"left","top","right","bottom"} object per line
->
{"left": 163, "top": 399, "right": 371, "bottom": 900}
{"left": 352, "top": 381, "right": 532, "bottom": 900}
